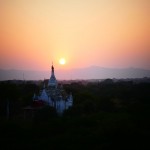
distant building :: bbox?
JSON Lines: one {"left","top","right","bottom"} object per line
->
{"left": 33, "top": 64, "right": 73, "bottom": 115}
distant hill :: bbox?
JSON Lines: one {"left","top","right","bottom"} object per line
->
{"left": 0, "top": 66, "right": 150, "bottom": 81}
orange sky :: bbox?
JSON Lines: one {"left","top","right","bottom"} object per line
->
{"left": 0, "top": 0, "right": 150, "bottom": 70}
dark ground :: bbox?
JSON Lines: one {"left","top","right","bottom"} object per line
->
{"left": 0, "top": 79, "right": 150, "bottom": 150}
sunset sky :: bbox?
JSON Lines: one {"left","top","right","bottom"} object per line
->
{"left": 0, "top": 0, "right": 150, "bottom": 71}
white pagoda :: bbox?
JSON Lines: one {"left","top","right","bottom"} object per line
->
{"left": 33, "top": 64, "right": 73, "bottom": 115}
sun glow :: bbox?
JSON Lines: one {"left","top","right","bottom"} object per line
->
{"left": 59, "top": 58, "right": 66, "bottom": 65}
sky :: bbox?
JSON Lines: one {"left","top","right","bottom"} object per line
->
{"left": 0, "top": 0, "right": 150, "bottom": 71}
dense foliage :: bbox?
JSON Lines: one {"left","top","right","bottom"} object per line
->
{"left": 0, "top": 79, "right": 150, "bottom": 149}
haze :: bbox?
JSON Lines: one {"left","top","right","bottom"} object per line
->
{"left": 0, "top": 0, "right": 150, "bottom": 71}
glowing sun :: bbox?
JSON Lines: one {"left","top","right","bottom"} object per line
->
{"left": 59, "top": 58, "right": 66, "bottom": 65}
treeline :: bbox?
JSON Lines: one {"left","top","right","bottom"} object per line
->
{"left": 64, "top": 79, "right": 150, "bottom": 115}
{"left": 0, "top": 81, "right": 40, "bottom": 118}
{"left": 0, "top": 79, "right": 150, "bottom": 149}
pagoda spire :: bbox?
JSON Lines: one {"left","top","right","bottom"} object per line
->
{"left": 48, "top": 62, "right": 57, "bottom": 87}
{"left": 51, "top": 62, "right": 54, "bottom": 73}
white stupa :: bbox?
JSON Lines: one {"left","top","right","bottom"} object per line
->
{"left": 33, "top": 64, "right": 73, "bottom": 114}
